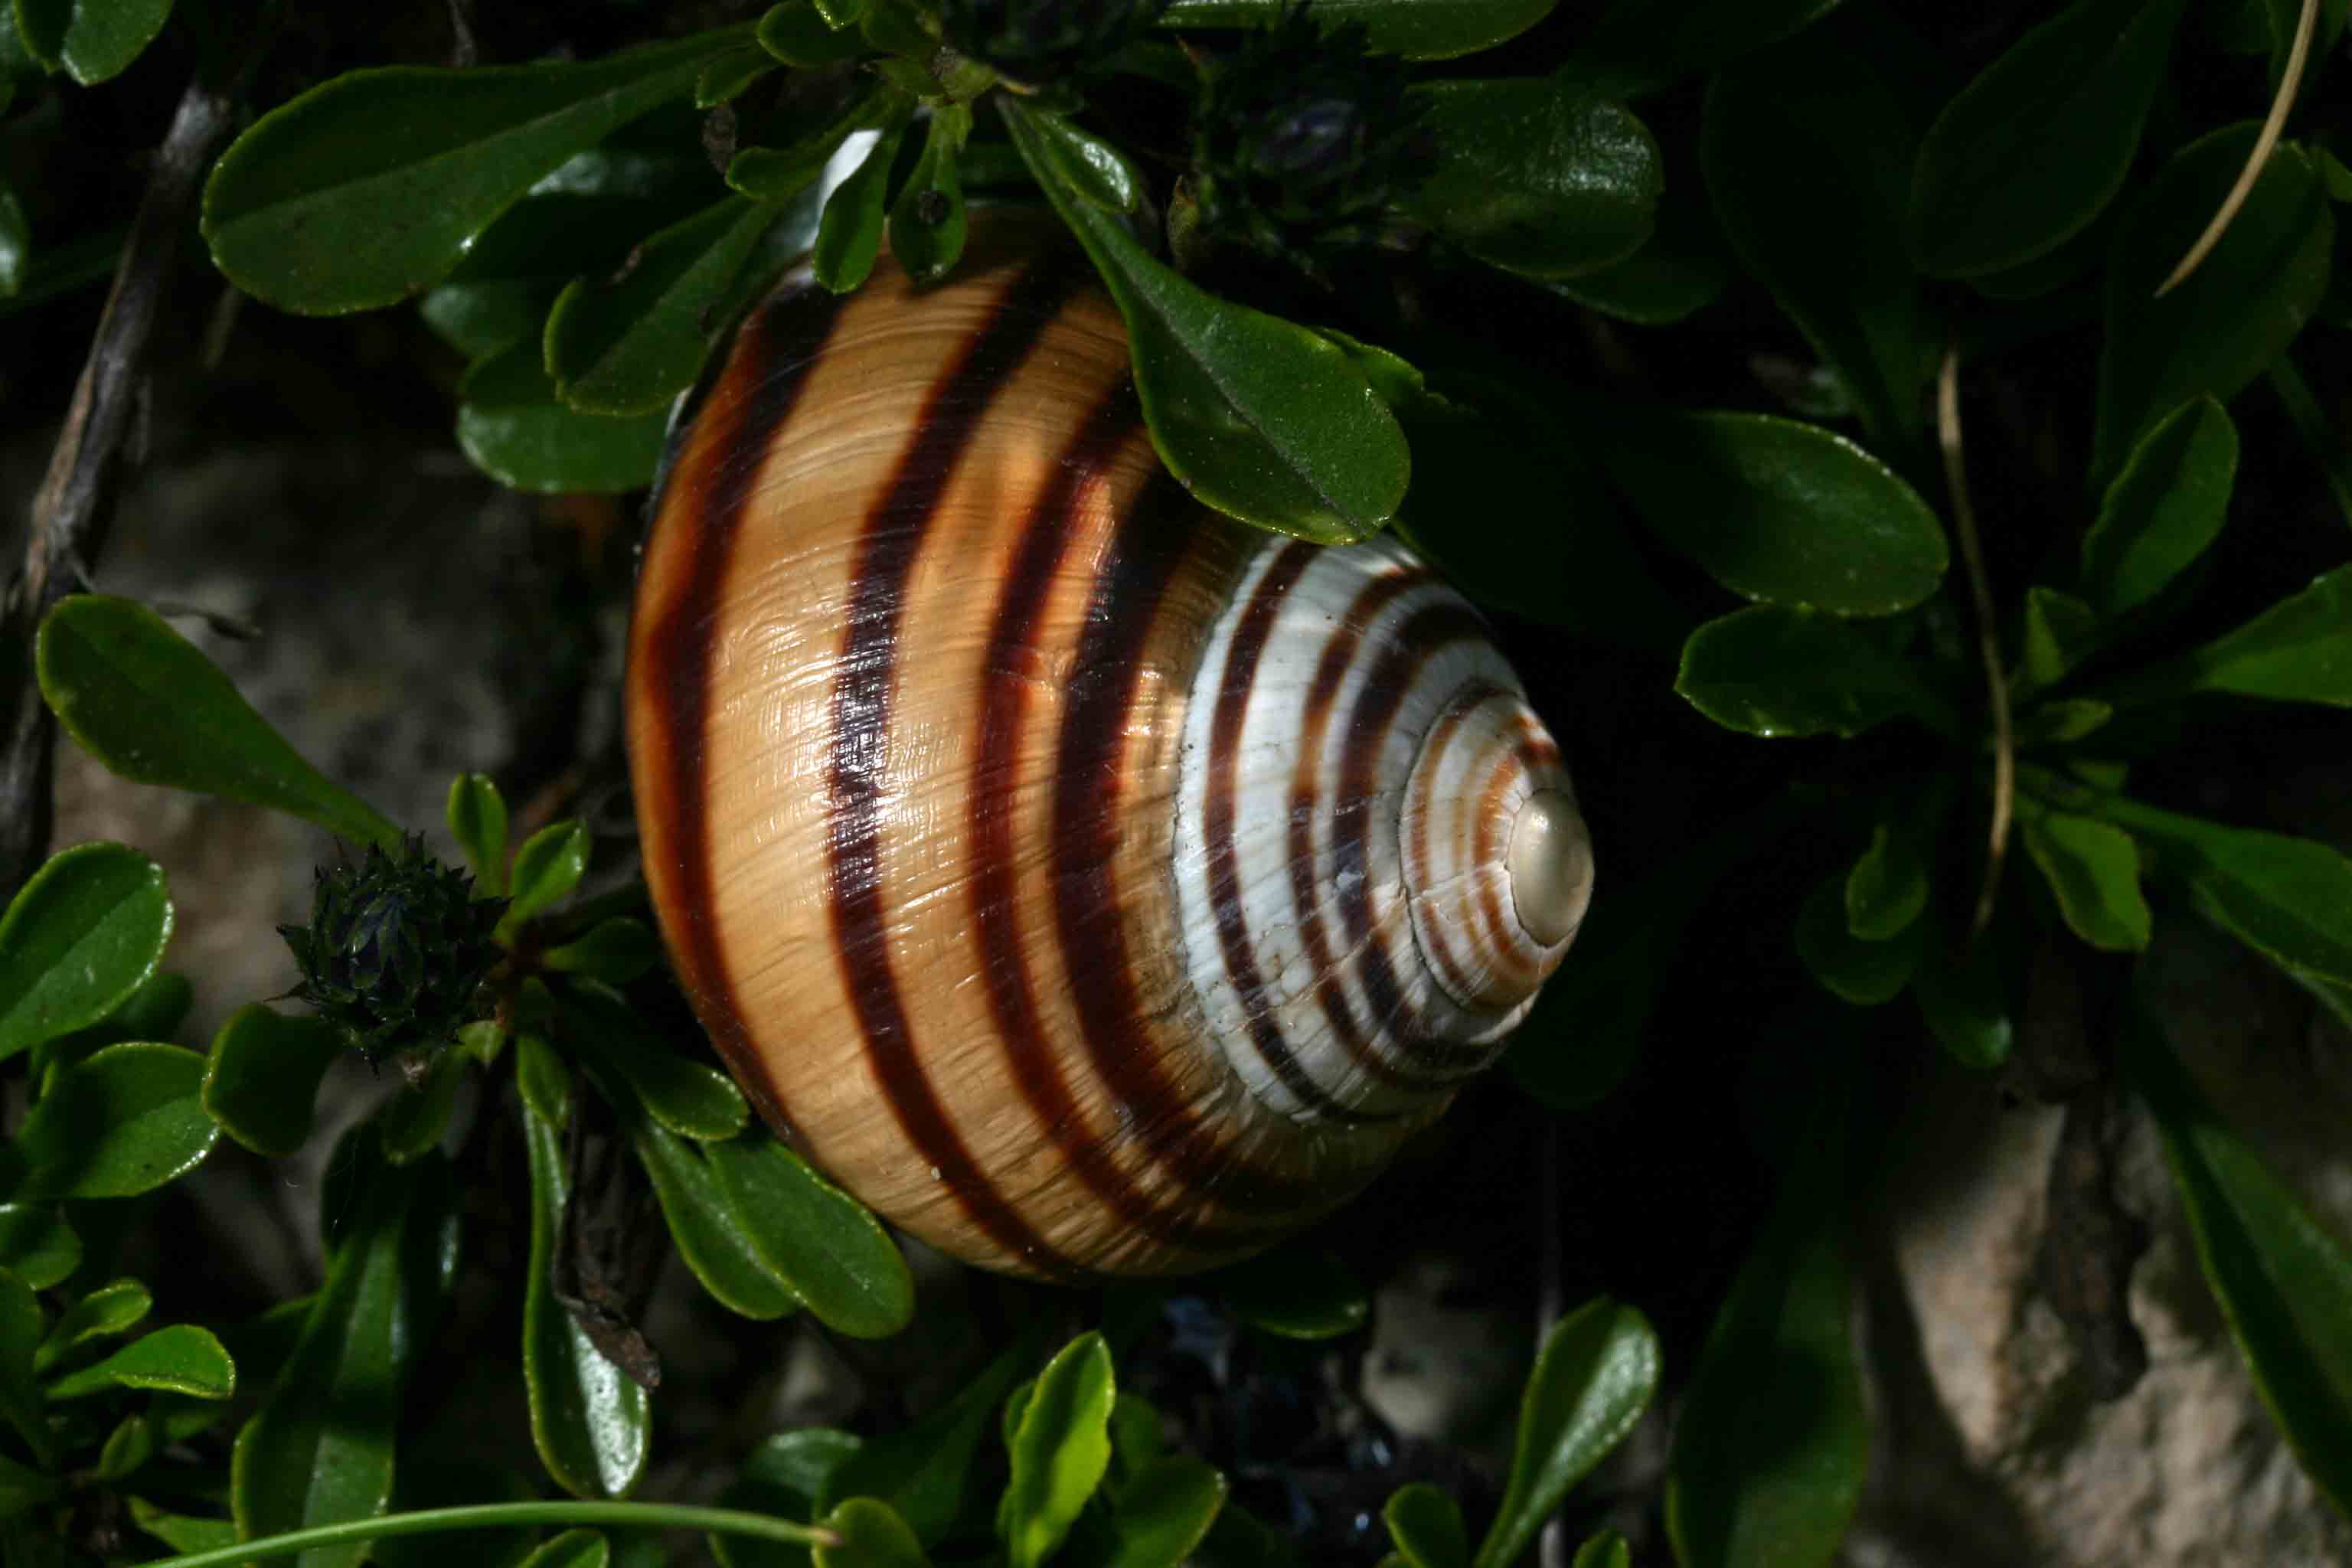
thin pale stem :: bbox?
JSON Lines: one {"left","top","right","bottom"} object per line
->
{"left": 149, "top": 1502, "right": 836, "bottom": 1568}
{"left": 2152, "top": 0, "right": 2319, "bottom": 297}
{"left": 1936, "top": 345, "right": 2012, "bottom": 936}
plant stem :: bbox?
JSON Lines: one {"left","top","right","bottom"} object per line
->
{"left": 1936, "top": 345, "right": 2012, "bottom": 936}
{"left": 2152, "top": 0, "right": 2318, "bottom": 297}
{"left": 150, "top": 1502, "right": 837, "bottom": 1568}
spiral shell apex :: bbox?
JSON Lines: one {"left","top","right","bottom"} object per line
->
{"left": 626, "top": 214, "right": 1592, "bottom": 1278}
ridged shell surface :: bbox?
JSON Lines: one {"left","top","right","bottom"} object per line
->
{"left": 626, "top": 217, "right": 1590, "bottom": 1277}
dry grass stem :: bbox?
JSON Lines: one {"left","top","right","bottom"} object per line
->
{"left": 1938, "top": 344, "right": 2013, "bottom": 936}
{"left": 2153, "top": 0, "right": 2320, "bottom": 297}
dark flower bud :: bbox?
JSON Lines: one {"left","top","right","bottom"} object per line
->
{"left": 279, "top": 835, "right": 508, "bottom": 1062}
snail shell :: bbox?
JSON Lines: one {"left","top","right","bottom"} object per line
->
{"left": 626, "top": 214, "right": 1592, "bottom": 1279}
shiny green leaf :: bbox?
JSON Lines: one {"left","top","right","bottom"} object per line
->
{"left": 1472, "top": 1298, "right": 1659, "bottom": 1568}
{"left": 1907, "top": 0, "right": 2187, "bottom": 276}
{"left": 1572, "top": 1531, "right": 1630, "bottom": 1568}
{"left": 37, "top": 596, "right": 402, "bottom": 849}
{"left": 5, "top": 1041, "right": 216, "bottom": 1200}
{"left": 379, "top": 1047, "right": 466, "bottom": 1165}
{"left": 829, "top": 1341, "right": 1031, "bottom": 1545}
{"left": 759, "top": 0, "right": 867, "bottom": 65}
{"left": 47, "top": 1324, "right": 233, "bottom": 1401}
{"left": 2020, "top": 808, "right": 2151, "bottom": 952}
{"left": 2125, "top": 564, "right": 2352, "bottom": 707}
{"left": 96, "top": 1411, "right": 154, "bottom": 1480}
{"left": 1538, "top": 175, "right": 1728, "bottom": 325}
{"left": 0, "top": 1206, "right": 77, "bottom": 1291}
{"left": 1383, "top": 1485, "right": 1468, "bottom": 1568}
{"left": 522, "top": 1101, "right": 650, "bottom": 1500}
{"left": 203, "top": 1004, "right": 345, "bottom": 1158}
{"left": 817, "top": 1498, "right": 928, "bottom": 1568}
{"left": 203, "top": 29, "right": 750, "bottom": 313}
{"left": 233, "top": 1135, "right": 460, "bottom": 1568}
{"left": 1155, "top": 0, "right": 1554, "bottom": 57}
{"left": 456, "top": 338, "right": 668, "bottom": 493}
{"left": 2127, "top": 1011, "right": 2352, "bottom": 1514}
{"left": 543, "top": 918, "right": 660, "bottom": 985}
{"left": 2093, "top": 126, "right": 2334, "bottom": 479}
{"left": 1405, "top": 75, "right": 1659, "bottom": 279}
{"left": 1703, "top": 16, "right": 1931, "bottom": 452}
{"left": 503, "top": 818, "right": 591, "bottom": 929}
{"left": 714, "top": 1429, "right": 862, "bottom": 1568}
{"left": 2014, "top": 586, "right": 2099, "bottom": 701}
{"left": 889, "top": 106, "right": 971, "bottom": 285}
{"left": 1105, "top": 1455, "right": 1225, "bottom": 1568}
{"left": 1795, "top": 875, "right": 1921, "bottom": 1004}
{"left": 517, "top": 1030, "right": 572, "bottom": 1130}
{"left": 43, "top": 969, "right": 192, "bottom": 1066}
{"left": 561, "top": 985, "right": 746, "bottom": 1142}
{"left": 727, "top": 83, "right": 893, "bottom": 204}
{"left": 814, "top": 108, "right": 914, "bottom": 293}
{"left": 546, "top": 194, "right": 783, "bottom": 416}
{"left": 0, "top": 1276, "right": 48, "bottom": 1471}
{"left": 1002, "top": 99, "right": 1408, "bottom": 542}
{"left": 1569, "top": 0, "right": 1846, "bottom": 96}
{"left": 35, "top": 1277, "right": 148, "bottom": 1370}
{"left": 0, "top": 841, "right": 170, "bottom": 1066}
{"left": 522, "top": 1530, "right": 609, "bottom": 1568}
{"left": 707, "top": 1134, "right": 911, "bottom": 1338}
{"left": 12, "top": 0, "right": 169, "bottom": 84}
{"left": 1594, "top": 410, "right": 1947, "bottom": 615}
{"left": 622, "top": 1098, "right": 797, "bottom": 1319}
{"left": 447, "top": 773, "right": 510, "bottom": 897}
{"left": 1677, "top": 605, "right": 1950, "bottom": 738}
{"left": 1210, "top": 1250, "right": 1369, "bottom": 1341}
{"left": 1001, "top": 1332, "right": 1116, "bottom": 1568}
{"left": 2093, "top": 797, "right": 2352, "bottom": 985}
{"left": 1005, "top": 109, "right": 1132, "bottom": 214}
{"left": 1665, "top": 1096, "right": 1867, "bottom": 1568}
{"left": 697, "top": 39, "right": 777, "bottom": 107}
{"left": 1845, "top": 805, "right": 1930, "bottom": 942}
{"left": 130, "top": 1501, "right": 236, "bottom": 1555}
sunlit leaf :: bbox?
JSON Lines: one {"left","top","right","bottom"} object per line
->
{"left": 0, "top": 841, "right": 170, "bottom": 1066}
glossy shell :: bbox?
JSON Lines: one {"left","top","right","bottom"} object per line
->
{"left": 626, "top": 217, "right": 1592, "bottom": 1277}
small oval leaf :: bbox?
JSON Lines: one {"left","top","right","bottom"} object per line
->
{"left": 7, "top": 1041, "right": 218, "bottom": 1200}
{"left": 204, "top": 1005, "right": 347, "bottom": 1158}
{"left": 2079, "top": 397, "right": 2239, "bottom": 618}
{"left": 707, "top": 1134, "right": 912, "bottom": 1338}
{"left": 1472, "top": 1298, "right": 1660, "bottom": 1568}
{"left": 1677, "top": 606, "right": 1950, "bottom": 739}
{"left": 1001, "top": 1333, "right": 1117, "bottom": 1568}
{"left": 47, "top": 1325, "right": 234, "bottom": 1402}
{"left": 0, "top": 841, "right": 171, "bottom": 1066}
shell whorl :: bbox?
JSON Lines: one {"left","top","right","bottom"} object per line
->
{"left": 626, "top": 214, "right": 1590, "bottom": 1278}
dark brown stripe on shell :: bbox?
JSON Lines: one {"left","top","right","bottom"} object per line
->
{"left": 1202, "top": 544, "right": 1397, "bottom": 1123}
{"left": 1404, "top": 682, "right": 1508, "bottom": 1009}
{"left": 1054, "top": 472, "right": 1322, "bottom": 1213}
{"left": 830, "top": 256, "right": 1087, "bottom": 1278}
{"left": 639, "top": 285, "right": 840, "bottom": 1141}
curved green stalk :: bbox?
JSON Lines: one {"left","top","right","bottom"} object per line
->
{"left": 150, "top": 1502, "right": 835, "bottom": 1568}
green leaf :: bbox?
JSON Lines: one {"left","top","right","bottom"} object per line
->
{"left": 1005, "top": 108, "right": 1133, "bottom": 214}
{"left": 1845, "top": 806, "right": 1929, "bottom": 941}
{"left": 714, "top": 1429, "right": 864, "bottom": 1568}
{"left": 202, "top": 28, "right": 752, "bottom": 314}
{"left": 95, "top": 1412, "right": 153, "bottom": 1481}
{"left": 233, "top": 1135, "right": 460, "bottom": 1568}
{"left": 1404, "top": 75, "right": 1660, "bottom": 280}
{"left": 2126, "top": 1011, "right": 2352, "bottom": 1514}
{"left": 1677, "top": 606, "right": 1949, "bottom": 738}
{"left": 543, "top": 918, "right": 660, "bottom": 985}
{"left": 2091, "top": 796, "right": 2352, "bottom": 985}
{"left": 1209, "top": 1250, "right": 1369, "bottom": 1341}
{"left": 47, "top": 1325, "right": 233, "bottom": 1401}
{"left": 2014, "top": 586, "right": 2099, "bottom": 701}
{"left": 1472, "top": 1298, "right": 1659, "bottom": 1568}
{"left": 1913, "top": 919, "right": 2014, "bottom": 1070}
{"left": 560, "top": 985, "right": 746, "bottom": 1142}
{"left": 1571, "top": 1531, "right": 1630, "bottom": 1568}
{"left": 707, "top": 1135, "right": 912, "bottom": 1339}
{"left": 0, "top": 1206, "right": 78, "bottom": 1291}
{"left": 35, "top": 1277, "right": 149, "bottom": 1370}
{"left": 0, "top": 1276, "right": 49, "bottom": 1472}
{"left": 828, "top": 1341, "right": 1031, "bottom": 1546}
{"left": 888, "top": 106, "right": 971, "bottom": 285}
{"left": 545, "top": 194, "right": 783, "bottom": 416}
{"left": 2016, "top": 699, "right": 2112, "bottom": 746}
{"left": 1664, "top": 1095, "right": 1868, "bottom": 1568}
{"left": 2124, "top": 564, "right": 2352, "bottom": 708}
{"left": 1001, "top": 1332, "right": 1116, "bottom": 1568}
{"left": 3, "top": 1041, "right": 217, "bottom": 1200}
{"left": 1795, "top": 875, "right": 1921, "bottom": 1005}
{"left": 203, "top": 1004, "right": 346, "bottom": 1158}
{"left": 517, "top": 1030, "right": 572, "bottom": 1130}
{"left": 378, "top": 1047, "right": 466, "bottom": 1165}
{"left": 1592, "top": 410, "right": 1947, "bottom": 615}
{"left": 1906, "top": 0, "right": 2187, "bottom": 276}
{"left": 521, "top": 1530, "right": 610, "bottom": 1568}
{"left": 813, "top": 106, "right": 914, "bottom": 294}
{"left": 2020, "top": 808, "right": 2151, "bottom": 952}
{"left": 0, "top": 1452, "right": 57, "bottom": 1522}
{"left": 1104, "top": 1455, "right": 1226, "bottom": 1568}
{"left": 12, "top": 0, "right": 169, "bottom": 84}
{"left": 1702, "top": 15, "right": 1931, "bottom": 453}
{"left": 446, "top": 773, "right": 511, "bottom": 896}
{"left": 1154, "top": 0, "right": 1553, "bottom": 57}
{"left": 0, "top": 841, "right": 171, "bottom": 1066}
{"left": 622, "top": 1099, "right": 798, "bottom": 1319}
{"left": 129, "top": 1501, "right": 236, "bottom": 1555}
{"left": 697, "top": 38, "right": 778, "bottom": 107}
{"left": 759, "top": 0, "right": 868, "bottom": 65}
{"left": 817, "top": 1498, "right": 928, "bottom": 1568}
{"left": 457, "top": 337, "right": 668, "bottom": 493}
{"left": 1001, "top": 100, "right": 1409, "bottom": 543}
{"left": 1568, "top": 0, "right": 1846, "bottom": 96}
{"left": 1383, "top": 1485, "right": 1468, "bottom": 1568}
{"left": 1537, "top": 175, "right": 1728, "bottom": 325}
{"left": 2092, "top": 126, "right": 2335, "bottom": 480}
{"left": 502, "top": 818, "right": 592, "bottom": 929}
{"left": 521, "top": 1100, "right": 651, "bottom": 1500}
{"left": 0, "top": 181, "right": 26, "bottom": 298}
{"left": 727, "top": 83, "right": 896, "bottom": 204}
{"left": 37, "top": 596, "right": 403, "bottom": 850}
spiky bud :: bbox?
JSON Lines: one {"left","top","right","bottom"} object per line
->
{"left": 279, "top": 836, "right": 507, "bottom": 1061}
{"left": 1189, "top": 5, "right": 1429, "bottom": 270}
{"left": 936, "top": 0, "right": 1170, "bottom": 84}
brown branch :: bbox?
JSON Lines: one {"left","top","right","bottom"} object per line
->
{"left": 2152, "top": 0, "right": 2320, "bottom": 297}
{"left": 0, "top": 60, "right": 253, "bottom": 896}
{"left": 1937, "top": 344, "right": 2012, "bottom": 936}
